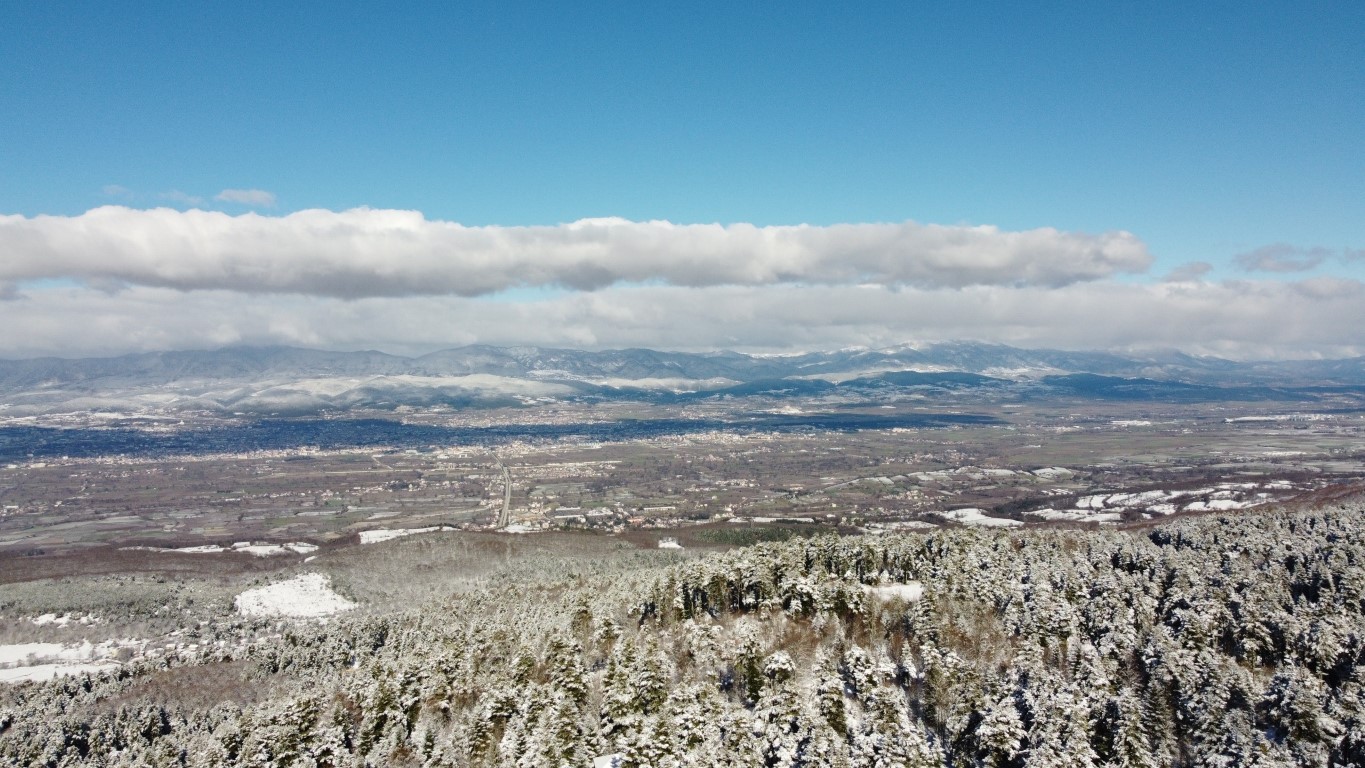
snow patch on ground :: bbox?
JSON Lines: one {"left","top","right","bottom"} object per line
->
{"left": 863, "top": 582, "right": 925, "bottom": 603}
{"left": 358, "top": 526, "right": 453, "bottom": 544}
{"left": 1184, "top": 499, "right": 1249, "bottom": 512}
{"left": 0, "top": 639, "right": 144, "bottom": 684}
{"left": 1107, "top": 490, "right": 1171, "bottom": 506}
{"left": 0, "top": 662, "right": 121, "bottom": 683}
{"left": 234, "top": 573, "right": 356, "bottom": 618}
{"left": 30, "top": 613, "right": 99, "bottom": 627}
{"left": 1032, "top": 509, "right": 1124, "bottom": 523}
{"left": 122, "top": 542, "right": 318, "bottom": 556}
{"left": 0, "top": 642, "right": 66, "bottom": 665}
{"left": 1077, "top": 493, "right": 1114, "bottom": 509}
{"left": 863, "top": 521, "right": 938, "bottom": 533}
{"left": 232, "top": 542, "right": 318, "bottom": 556}
{"left": 938, "top": 508, "right": 1023, "bottom": 527}
{"left": 1029, "top": 478, "right": 1302, "bottom": 522}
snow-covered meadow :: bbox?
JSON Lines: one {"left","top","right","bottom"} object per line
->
{"left": 233, "top": 573, "right": 356, "bottom": 618}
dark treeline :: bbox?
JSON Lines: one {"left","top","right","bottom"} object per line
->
{"left": 3, "top": 504, "right": 1364, "bottom": 766}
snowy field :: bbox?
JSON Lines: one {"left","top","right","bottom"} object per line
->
{"left": 0, "top": 661, "right": 121, "bottom": 683}
{"left": 0, "top": 639, "right": 142, "bottom": 683}
{"left": 234, "top": 573, "right": 356, "bottom": 618}
{"left": 1028, "top": 481, "right": 1299, "bottom": 523}
{"left": 124, "top": 541, "right": 319, "bottom": 556}
{"left": 937, "top": 508, "right": 1023, "bottom": 527}
{"left": 358, "top": 526, "right": 454, "bottom": 545}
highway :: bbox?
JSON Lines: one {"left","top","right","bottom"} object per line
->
{"left": 495, "top": 458, "right": 512, "bottom": 528}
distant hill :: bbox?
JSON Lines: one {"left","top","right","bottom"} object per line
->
{"left": 0, "top": 342, "right": 1360, "bottom": 416}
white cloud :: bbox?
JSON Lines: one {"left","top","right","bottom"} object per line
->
{"left": 1162, "top": 261, "right": 1212, "bottom": 282}
{"left": 215, "top": 188, "right": 277, "bottom": 207}
{"left": 158, "top": 190, "right": 204, "bottom": 207}
{"left": 5, "top": 206, "right": 1356, "bottom": 361}
{"left": 1234, "top": 243, "right": 1331, "bottom": 273}
{"left": 101, "top": 184, "right": 133, "bottom": 198}
{"left": 1, "top": 279, "right": 1361, "bottom": 361}
{"left": 0, "top": 207, "right": 1152, "bottom": 298}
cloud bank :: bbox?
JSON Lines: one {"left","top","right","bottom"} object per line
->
{"left": 1, "top": 206, "right": 1357, "bottom": 361}
{"left": 2, "top": 279, "right": 1362, "bottom": 361}
{"left": 0, "top": 207, "right": 1152, "bottom": 297}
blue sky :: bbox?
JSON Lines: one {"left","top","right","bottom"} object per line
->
{"left": 1, "top": 2, "right": 1363, "bottom": 357}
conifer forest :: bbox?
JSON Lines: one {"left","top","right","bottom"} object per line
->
{"left": 5, "top": 501, "right": 1365, "bottom": 767}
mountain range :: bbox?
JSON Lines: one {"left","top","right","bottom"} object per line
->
{"left": 2, "top": 342, "right": 1363, "bottom": 417}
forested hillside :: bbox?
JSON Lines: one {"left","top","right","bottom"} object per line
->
{"left": 4, "top": 503, "right": 1365, "bottom": 766}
